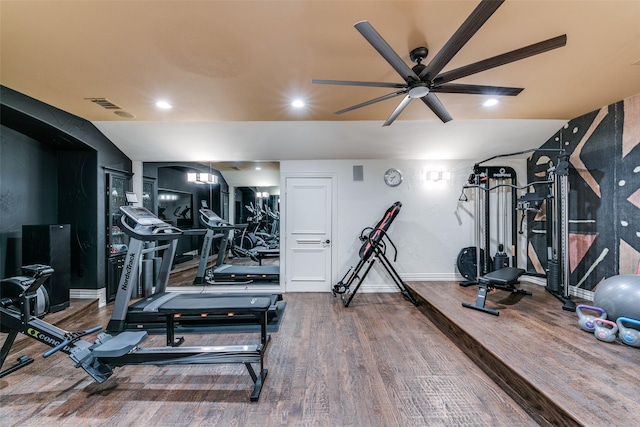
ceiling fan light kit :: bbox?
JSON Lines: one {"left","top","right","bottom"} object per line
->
{"left": 312, "top": 0, "right": 567, "bottom": 126}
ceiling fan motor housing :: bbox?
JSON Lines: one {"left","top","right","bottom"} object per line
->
{"left": 410, "top": 46, "right": 429, "bottom": 64}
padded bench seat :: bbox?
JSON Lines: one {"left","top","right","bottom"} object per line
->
{"left": 479, "top": 267, "right": 525, "bottom": 286}
{"left": 158, "top": 295, "right": 272, "bottom": 347}
{"left": 254, "top": 248, "right": 279, "bottom": 265}
{"left": 158, "top": 295, "right": 272, "bottom": 314}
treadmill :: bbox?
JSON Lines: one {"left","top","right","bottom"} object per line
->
{"left": 107, "top": 205, "right": 282, "bottom": 334}
{"left": 194, "top": 208, "right": 279, "bottom": 285}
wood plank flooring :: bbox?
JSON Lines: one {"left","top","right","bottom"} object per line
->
{"left": 1, "top": 293, "right": 536, "bottom": 427}
{"left": 407, "top": 280, "right": 640, "bottom": 427}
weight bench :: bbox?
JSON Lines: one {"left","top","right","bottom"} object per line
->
{"left": 158, "top": 295, "right": 271, "bottom": 401}
{"left": 158, "top": 295, "right": 271, "bottom": 347}
{"left": 73, "top": 295, "right": 273, "bottom": 401}
{"left": 254, "top": 247, "right": 280, "bottom": 265}
{"left": 462, "top": 267, "right": 530, "bottom": 316}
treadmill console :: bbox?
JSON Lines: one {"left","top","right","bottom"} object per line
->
{"left": 200, "top": 208, "right": 223, "bottom": 226}
{"left": 120, "top": 206, "right": 166, "bottom": 226}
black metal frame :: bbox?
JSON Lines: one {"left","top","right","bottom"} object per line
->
{"left": 459, "top": 149, "right": 576, "bottom": 313}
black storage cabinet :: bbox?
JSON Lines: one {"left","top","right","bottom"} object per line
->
{"left": 22, "top": 224, "right": 71, "bottom": 312}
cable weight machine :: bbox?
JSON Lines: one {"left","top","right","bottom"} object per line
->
{"left": 458, "top": 149, "right": 575, "bottom": 313}
{"left": 458, "top": 165, "right": 518, "bottom": 286}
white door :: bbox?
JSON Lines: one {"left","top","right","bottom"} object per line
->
{"left": 284, "top": 177, "right": 333, "bottom": 292}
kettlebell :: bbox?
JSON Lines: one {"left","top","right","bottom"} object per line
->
{"left": 616, "top": 317, "right": 640, "bottom": 348}
{"left": 576, "top": 305, "right": 607, "bottom": 333}
{"left": 593, "top": 318, "right": 618, "bottom": 343}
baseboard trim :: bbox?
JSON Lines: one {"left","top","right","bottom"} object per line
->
{"left": 70, "top": 288, "right": 107, "bottom": 307}
{"left": 401, "top": 273, "right": 462, "bottom": 281}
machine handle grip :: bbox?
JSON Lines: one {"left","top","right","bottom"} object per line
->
{"left": 43, "top": 326, "right": 102, "bottom": 358}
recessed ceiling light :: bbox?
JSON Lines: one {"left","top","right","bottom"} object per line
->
{"left": 255, "top": 166, "right": 262, "bottom": 170}
{"left": 483, "top": 98, "right": 499, "bottom": 107}
{"left": 291, "top": 99, "right": 305, "bottom": 108}
{"left": 156, "top": 100, "right": 173, "bottom": 109}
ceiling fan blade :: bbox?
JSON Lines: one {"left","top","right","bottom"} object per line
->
{"left": 312, "top": 79, "right": 407, "bottom": 89}
{"left": 419, "top": 0, "right": 505, "bottom": 80}
{"left": 434, "top": 35, "right": 567, "bottom": 85}
{"left": 383, "top": 96, "right": 413, "bottom": 127}
{"left": 334, "top": 90, "right": 407, "bottom": 115}
{"left": 354, "top": 21, "right": 420, "bottom": 82}
{"left": 421, "top": 93, "right": 453, "bottom": 123}
{"left": 431, "top": 83, "right": 523, "bottom": 96}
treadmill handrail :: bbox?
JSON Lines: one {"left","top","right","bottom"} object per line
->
{"left": 120, "top": 214, "right": 183, "bottom": 242}
{"left": 199, "top": 208, "right": 248, "bottom": 231}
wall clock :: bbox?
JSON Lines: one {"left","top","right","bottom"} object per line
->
{"left": 383, "top": 168, "right": 403, "bottom": 187}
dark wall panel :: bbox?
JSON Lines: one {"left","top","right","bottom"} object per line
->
{"left": 1, "top": 85, "right": 131, "bottom": 290}
{"left": 58, "top": 151, "right": 98, "bottom": 289}
{"left": 0, "top": 125, "right": 58, "bottom": 277}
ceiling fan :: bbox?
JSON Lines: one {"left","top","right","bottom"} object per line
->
{"left": 312, "top": 0, "right": 567, "bottom": 126}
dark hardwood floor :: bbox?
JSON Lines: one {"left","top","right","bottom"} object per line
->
{"left": 1, "top": 292, "right": 536, "bottom": 426}
{"left": 408, "top": 280, "right": 640, "bottom": 427}
{"left": 5, "top": 257, "right": 638, "bottom": 427}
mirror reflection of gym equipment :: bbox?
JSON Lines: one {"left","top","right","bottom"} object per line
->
{"left": 157, "top": 190, "right": 192, "bottom": 228}
{"left": 194, "top": 207, "right": 280, "bottom": 285}
{"left": 458, "top": 149, "right": 576, "bottom": 315}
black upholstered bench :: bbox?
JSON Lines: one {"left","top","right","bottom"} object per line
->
{"left": 462, "top": 267, "right": 530, "bottom": 316}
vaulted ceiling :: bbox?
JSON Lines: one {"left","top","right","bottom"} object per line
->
{"left": 2, "top": 1, "right": 639, "bottom": 162}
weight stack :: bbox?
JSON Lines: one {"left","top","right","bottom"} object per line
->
{"left": 547, "top": 259, "right": 560, "bottom": 292}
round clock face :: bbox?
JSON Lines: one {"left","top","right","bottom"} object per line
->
{"left": 384, "top": 168, "right": 403, "bottom": 187}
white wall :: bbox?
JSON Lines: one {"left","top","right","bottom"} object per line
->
{"left": 281, "top": 157, "right": 528, "bottom": 291}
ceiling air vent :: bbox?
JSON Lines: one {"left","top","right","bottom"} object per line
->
{"left": 85, "top": 98, "right": 122, "bottom": 110}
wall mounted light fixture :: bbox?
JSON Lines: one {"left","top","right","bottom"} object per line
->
{"left": 187, "top": 172, "right": 218, "bottom": 185}
{"left": 256, "top": 192, "right": 270, "bottom": 198}
{"left": 158, "top": 193, "right": 179, "bottom": 201}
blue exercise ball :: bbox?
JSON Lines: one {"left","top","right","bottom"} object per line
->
{"left": 593, "top": 275, "right": 640, "bottom": 321}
